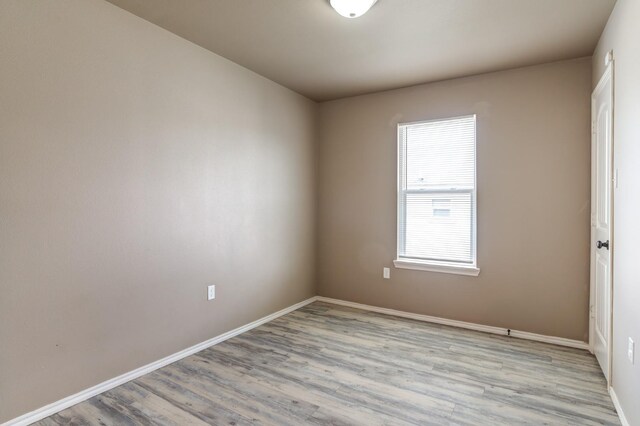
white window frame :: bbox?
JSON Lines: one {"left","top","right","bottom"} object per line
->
{"left": 393, "top": 115, "right": 480, "bottom": 276}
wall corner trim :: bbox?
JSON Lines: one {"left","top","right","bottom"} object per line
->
{"left": 609, "top": 387, "right": 630, "bottom": 426}
{"left": 315, "top": 296, "right": 590, "bottom": 350}
{"left": 2, "top": 296, "right": 319, "bottom": 426}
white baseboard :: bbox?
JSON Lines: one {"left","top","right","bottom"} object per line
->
{"left": 609, "top": 387, "right": 630, "bottom": 426}
{"left": 4, "top": 295, "right": 593, "bottom": 425}
{"left": 315, "top": 297, "right": 590, "bottom": 350}
{"left": 2, "top": 297, "right": 318, "bottom": 426}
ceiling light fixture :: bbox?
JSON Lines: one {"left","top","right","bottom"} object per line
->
{"left": 330, "top": 0, "right": 378, "bottom": 18}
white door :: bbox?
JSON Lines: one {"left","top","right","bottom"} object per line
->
{"left": 590, "top": 62, "right": 613, "bottom": 382}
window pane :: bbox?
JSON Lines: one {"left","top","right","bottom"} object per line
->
{"left": 402, "top": 192, "right": 473, "bottom": 263}
{"left": 405, "top": 117, "right": 475, "bottom": 190}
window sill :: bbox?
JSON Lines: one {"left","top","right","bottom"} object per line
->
{"left": 393, "top": 259, "right": 480, "bottom": 276}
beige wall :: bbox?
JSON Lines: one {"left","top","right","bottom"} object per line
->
{"left": 593, "top": 1, "right": 640, "bottom": 423}
{"left": 317, "top": 58, "right": 592, "bottom": 341}
{"left": 0, "top": 0, "right": 608, "bottom": 422}
{"left": 0, "top": 0, "right": 317, "bottom": 422}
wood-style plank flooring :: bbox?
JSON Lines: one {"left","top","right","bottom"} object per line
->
{"left": 36, "top": 302, "right": 620, "bottom": 425}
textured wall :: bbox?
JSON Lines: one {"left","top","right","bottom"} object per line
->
{"left": 317, "top": 58, "right": 592, "bottom": 341}
{"left": 0, "top": 0, "right": 317, "bottom": 421}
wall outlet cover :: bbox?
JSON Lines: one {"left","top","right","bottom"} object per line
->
{"left": 207, "top": 285, "right": 216, "bottom": 301}
{"left": 383, "top": 267, "right": 390, "bottom": 279}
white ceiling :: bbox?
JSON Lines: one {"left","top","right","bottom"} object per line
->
{"left": 106, "top": 0, "right": 615, "bottom": 101}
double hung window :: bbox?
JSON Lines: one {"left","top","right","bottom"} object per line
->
{"left": 395, "top": 115, "right": 479, "bottom": 276}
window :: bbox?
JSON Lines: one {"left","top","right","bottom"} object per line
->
{"left": 394, "top": 115, "right": 479, "bottom": 276}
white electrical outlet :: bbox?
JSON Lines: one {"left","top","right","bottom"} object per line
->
{"left": 629, "top": 338, "right": 635, "bottom": 364}
{"left": 383, "top": 267, "right": 390, "bottom": 279}
{"left": 207, "top": 285, "right": 216, "bottom": 301}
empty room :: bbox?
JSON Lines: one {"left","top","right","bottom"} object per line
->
{"left": 2, "top": 0, "right": 639, "bottom": 424}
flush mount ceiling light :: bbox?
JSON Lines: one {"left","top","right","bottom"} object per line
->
{"left": 330, "top": 0, "right": 378, "bottom": 18}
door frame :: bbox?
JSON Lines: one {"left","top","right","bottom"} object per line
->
{"left": 589, "top": 55, "right": 614, "bottom": 386}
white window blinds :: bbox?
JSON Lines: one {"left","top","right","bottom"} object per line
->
{"left": 397, "top": 115, "right": 477, "bottom": 267}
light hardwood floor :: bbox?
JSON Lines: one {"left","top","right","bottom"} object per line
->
{"left": 36, "top": 302, "right": 620, "bottom": 425}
